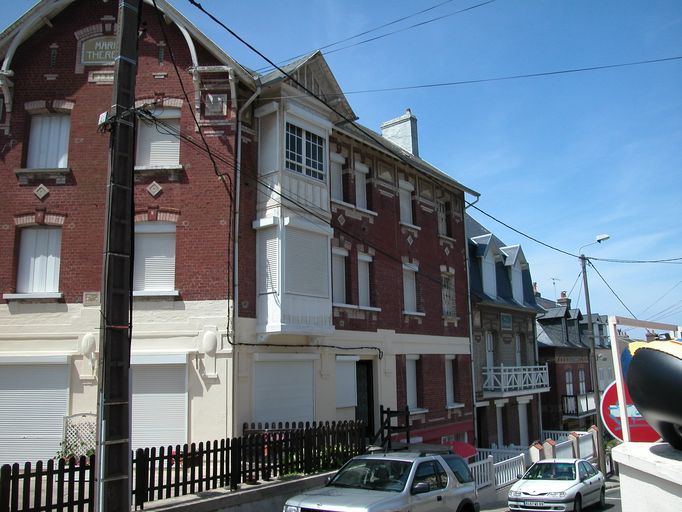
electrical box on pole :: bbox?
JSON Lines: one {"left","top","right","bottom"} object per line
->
{"left": 96, "top": 1, "right": 142, "bottom": 511}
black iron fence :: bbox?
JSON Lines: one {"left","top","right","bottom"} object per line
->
{"left": 0, "top": 420, "right": 365, "bottom": 512}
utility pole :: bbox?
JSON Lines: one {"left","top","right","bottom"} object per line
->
{"left": 96, "top": 1, "right": 142, "bottom": 511}
{"left": 580, "top": 254, "right": 606, "bottom": 475}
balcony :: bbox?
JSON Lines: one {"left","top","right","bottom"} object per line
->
{"left": 482, "top": 364, "right": 550, "bottom": 398}
{"left": 562, "top": 393, "right": 597, "bottom": 419}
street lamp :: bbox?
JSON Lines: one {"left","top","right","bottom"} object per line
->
{"left": 579, "top": 234, "right": 609, "bottom": 475}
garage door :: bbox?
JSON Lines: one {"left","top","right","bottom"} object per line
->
{"left": 131, "top": 364, "right": 186, "bottom": 451}
{"left": 253, "top": 359, "right": 314, "bottom": 423}
{"left": 0, "top": 364, "right": 69, "bottom": 466}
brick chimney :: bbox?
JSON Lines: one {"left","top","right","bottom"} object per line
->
{"left": 557, "top": 291, "right": 571, "bottom": 309}
{"left": 380, "top": 108, "right": 419, "bottom": 156}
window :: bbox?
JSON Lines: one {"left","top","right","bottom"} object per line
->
{"left": 413, "top": 461, "right": 447, "bottom": 490}
{"left": 398, "top": 180, "right": 414, "bottom": 225}
{"left": 285, "top": 122, "right": 325, "bottom": 180}
{"left": 330, "top": 153, "right": 345, "bottom": 202}
{"left": 27, "top": 114, "right": 70, "bottom": 168}
{"left": 332, "top": 248, "right": 348, "bottom": 304}
{"left": 436, "top": 199, "right": 452, "bottom": 237}
{"left": 406, "top": 355, "right": 419, "bottom": 409}
{"left": 204, "top": 93, "right": 228, "bottom": 116}
{"left": 565, "top": 370, "right": 574, "bottom": 396}
{"left": 578, "top": 369, "right": 586, "bottom": 394}
{"left": 515, "top": 334, "right": 522, "bottom": 366}
{"left": 335, "top": 357, "right": 358, "bottom": 408}
{"left": 284, "top": 227, "right": 329, "bottom": 297}
{"left": 441, "top": 272, "right": 456, "bottom": 318}
{"left": 402, "top": 263, "right": 418, "bottom": 313}
{"left": 445, "top": 356, "right": 457, "bottom": 406}
{"left": 136, "top": 107, "right": 181, "bottom": 167}
{"left": 358, "top": 253, "right": 372, "bottom": 308}
{"left": 16, "top": 227, "right": 62, "bottom": 293}
{"left": 355, "top": 159, "right": 370, "bottom": 209}
{"left": 133, "top": 222, "right": 176, "bottom": 293}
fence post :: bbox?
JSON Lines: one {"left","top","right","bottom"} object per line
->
{"left": 134, "top": 448, "right": 147, "bottom": 510}
{"left": 230, "top": 437, "right": 241, "bottom": 491}
{"left": 304, "top": 426, "right": 313, "bottom": 474}
{"left": 0, "top": 464, "right": 10, "bottom": 512}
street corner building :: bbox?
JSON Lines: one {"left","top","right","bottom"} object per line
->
{"left": 0, "top": 0, "right": 480, "bottom": 466}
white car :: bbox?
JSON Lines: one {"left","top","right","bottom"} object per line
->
{"left": 508, "top": 458, "right": 605, "bottom": 512}
{"left": 283, "top": 451, "right": 480, "bottom": 512}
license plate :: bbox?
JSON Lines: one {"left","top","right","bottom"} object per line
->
{"left": 524, "top": 501, "right": 545, "bottom": 507}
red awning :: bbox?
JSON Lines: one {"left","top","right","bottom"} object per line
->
{"left": 444, "top": 441, "right": 477, "bottom": 460}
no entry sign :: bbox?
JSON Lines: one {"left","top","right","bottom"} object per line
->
{"left": 600, "top": 381, "right": 660, "bottom": 442}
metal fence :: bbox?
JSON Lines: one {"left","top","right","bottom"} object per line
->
{"left": 0, "top": 420, "right": 365, "bottom": 512}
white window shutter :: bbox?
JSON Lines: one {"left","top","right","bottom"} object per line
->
{"left": 355, "top": 171, "right": 367, "bottom": 209}
{"left": 358, "top": 258, "right": 370, "bottom": 307}
{"left": 332, "top": 253, "right": 346, "bottom": 303}
{"left": 403, "top": 268, "right": 417, "bottom": 312}
{"left": 406, "top": 358, "right": 418, "bottom": 409}
{"left": 512, "top": 265, "right": 524, "bottom": 304}
{"left": 335, "top": 359, "right": 357, "bottom": 408}
{"left": 445, "top": 359, "right": 455, "bottom": 405}
{"left": 331, "top": 160, "right": 343, "bottom": 201}
{"left": 17, "top": 227, "right": 61, "bottom": 293}
{"left": 27, "top": 114, "right": 70, "bottom": 168}
{"left": 134, "top": 231, "right": 176, "bottom": 291}
{"left": 136, "top": 116, "right": 180, "bottom": 166}
{"left": 284, "top": 228, "right": 329, "bottom": 297}
{"left": 399, "top": 188, "right": 412, "bottom": 224}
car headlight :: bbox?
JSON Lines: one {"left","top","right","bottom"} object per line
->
{"left": 509, "top": 490, "right": 523, "bottom": 497}
{"left": 283, "top": 506, "right": 299, "bottom": 512}
{"left": 546, "top": 491, "right": 566, "bottom": 498}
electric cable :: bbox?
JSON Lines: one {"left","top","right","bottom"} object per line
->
{"left": 587, "top": 260, "right": 638, "bottom": 319}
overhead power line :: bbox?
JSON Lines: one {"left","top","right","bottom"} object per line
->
{"left": 588, "top": 260, "right": 638, "bottom": 319}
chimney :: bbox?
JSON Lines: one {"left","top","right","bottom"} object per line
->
{"left": 380, "top": 108, "right": 419, "bottom": 156}
{"left": 557, "top": 291, "right": 571, "bottom": 309}
{"left": 533, "top": 282, "right": 540, "bottom": 298}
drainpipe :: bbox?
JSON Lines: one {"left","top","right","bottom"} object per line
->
{"left": 463, "top": 194, "right": 480, "bottom": 447}
{"left": 229, "top": 68, "right": 261, "bottom": 437}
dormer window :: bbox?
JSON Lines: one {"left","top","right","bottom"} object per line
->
{"left": 285, "top": 122, "right": 325, "bottom": 181}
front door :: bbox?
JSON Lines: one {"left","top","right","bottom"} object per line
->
{"left": 355, "top": 360, "right": 374, "bottom": 438}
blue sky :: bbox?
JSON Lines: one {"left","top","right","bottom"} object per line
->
{"left": 2, "top": 0, "right": 681, "bottom": 334}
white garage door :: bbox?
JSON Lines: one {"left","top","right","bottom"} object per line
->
{"left": 0, "top": 364, "right": 68, "bottom": 466}
{"left": 253, "top": 360, "right": 314, "bottom": 423}
{"left": 131, "top": 364, "right": 186, "bottom": 451}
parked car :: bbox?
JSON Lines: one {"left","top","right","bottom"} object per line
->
{"left": 283, "top": 451, "right": 480, "bottom": 512}
{"left": 508, "top": 458, "right": 605, "bottom": 512}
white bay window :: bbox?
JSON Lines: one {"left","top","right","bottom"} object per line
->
{"left": 332, "top": 248, "right": 348, "bottom": 304}
{"left": 285, "top": 121, "right": 325, "bottom": 181}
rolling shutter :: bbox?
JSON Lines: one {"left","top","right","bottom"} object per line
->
{"left": 131, "top": 364, "right": 186, "bottom": 451}
{"left": 0, "top": 365, "right": 68, "bottom": 465}
{"left": 27, "top": 114, "right": 70, "bottom": 168}
{"left": 133, "top": 229, "right": 176, "bottom": 291}
{"left": 284, "top": 228, "right": 329, "bottom": 297}
{"left": 136, "top": 114, "right": 180, "bottom": 167}
{"left": 335, "top": 358, "right": 358, "bottom": 408}
{"left": 253, "top": 360, "right": 314, "bottom": 423}
{"left": 257, "top": 228, "right": 279, "bottom": 294}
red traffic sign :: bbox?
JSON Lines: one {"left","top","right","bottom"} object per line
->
{"left": 600, "top": 381, "right": 660, "bottom": 442}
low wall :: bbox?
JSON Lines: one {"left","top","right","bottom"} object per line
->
{"left": 144, "top": 471, "right": 335, "bottom": 512}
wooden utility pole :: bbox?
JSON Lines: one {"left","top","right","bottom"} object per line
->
{"left": 96, "top": 1, "right": 142, "bottom": 510}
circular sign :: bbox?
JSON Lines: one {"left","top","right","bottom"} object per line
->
{"left": 600, "top": 381, "right": 660, "bottom": 442}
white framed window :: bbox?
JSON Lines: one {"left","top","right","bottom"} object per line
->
{"left": 436, "top": 199, "right": 452, "bottom": 237}
{"left": 482, "top": 253, "right": 497, "bottom": 298}
{"left": 358, "top": 253, "right": 372, "bottom": 308}
{"left": 285, "top": 122, "right": 325, "bottom": 181}
{"left": 445, "top": 355, "right": 456, "bottom": 406}
{"left": 578, "top": 369, "right": 586, "bottom": 394}
{"left": 136, "top": 107, "right": 181, "bottom": 167}
{"left": 204, "top": 93, "right": 228, "bottom": 116}
{"left": 330, "top": 152, "right": 345, "bottom": 202}
{"left": 16, "top": 227, "right": 62, "bottom": 293}
{"left": 406, "top": 355, "right": 419, "bottom": 409}
{"left": 355, "top": 159, "right": 369, "bottom": 210}
{"left": 402, "top": 263, "right": 418, "bottom": 313}
{"left": 335, "top": 356, "right": 358, "bottom": 408}
{"left": 485, "top": 331, "right": 495, "bottom": 368}
{"left": 133, "top": 222, "right": 176, "bottom": 293}
{"left": 441, "top": 272, "right": 456, "bottom": 318}
{"left": 27, "top": 114, "right": 70, "bottom": 168}
{"left": 398, "top": 179, "right": 414, "bottom": 225}
{"left": 565, "top": 370, "right": 574, "bottom": 396}
{"left": 515, "top": 334, "right": 522, "bottom": 366}
{"left": 332, "top": 248, "right": 348, "bottom": 304}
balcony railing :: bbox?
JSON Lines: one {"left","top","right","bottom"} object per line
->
{"left": 562, "top": 393, "right": 596, "bottom": 418}
{"left": 482, "top": 364, "right": 550, "bottom": 397}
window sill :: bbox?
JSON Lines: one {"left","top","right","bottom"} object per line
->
{"left": 134, "top": 164, "right": 184, "bottom": 182}
{"left": 400, "top": 221, "right": 421, "bottom": 231}
{"left": 3, "top": 292, "right": 63, "bottom": 300}
{"left": 332, "top": 302, "right": 358, "bottom": 309}
{"left": 358, "top": 305, "right": 381, "bottom": 312}
{"left": 133, "top": 290, "right": 180, "bottom": 298}
{"left": 438, "top": 234, "right": 456, "bottom": 243}
{"left": 403, "top": 310, "right": 426, "bottom": 317}
{"left": 15, "top": 167, "right": 72, "bottom": 185}
{"left": 331, "top": 198, "right": 355, "bottom": 209}
{"left": 446, "top": 402, "right": 465, "bottom": 410}
{"left": 409, "top": 407, "right": 429, "bottom": 416}
{"left": 355, "top": 206, "right": 378, "bottom": 217}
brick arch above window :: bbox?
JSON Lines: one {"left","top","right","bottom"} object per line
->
{"left": 134, "top": 207, "right": 180, "bottom": 224}
{"left": 14, "top": 210, "right": 66, "bottom": 227}
{"left": 24, "top": 100, "right": 75, "bottom": 114}
{"left": 135, "top": 98, "right": 183, "bottom": 110}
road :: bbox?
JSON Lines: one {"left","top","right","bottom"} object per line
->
{"left": 481, "top": 486, "right": 622, "bottom": 512}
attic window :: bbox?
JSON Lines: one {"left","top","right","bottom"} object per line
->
{"left": 204, "top": 93, "right": 228, "bottom": 117}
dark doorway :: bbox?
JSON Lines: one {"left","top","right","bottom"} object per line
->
{"left": 476, "top": 406, "right": 489, "bottom": 448}
{"left": 356, "top": 360, "right": 375, "bottom": 437}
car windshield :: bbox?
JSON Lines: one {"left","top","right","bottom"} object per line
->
{"left": 328, "top": 459, "right": 412, "bottom": 492}
{"left": 523, "top": 462, "right": 576, "bottom": 481}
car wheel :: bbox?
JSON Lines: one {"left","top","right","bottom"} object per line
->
{"left": 574, "top": 494, "right": 582, "bottom": 512}
{"left": 599, "top": 487, "right": 606, "bottom": 509}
